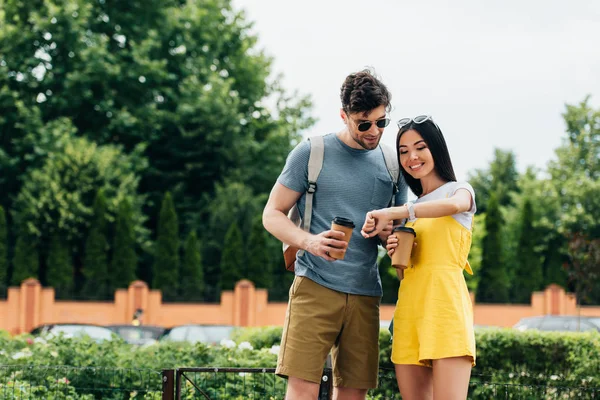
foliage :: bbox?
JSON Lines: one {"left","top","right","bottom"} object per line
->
{"left": 470, "top": 328, "right": 600, "bottom": 398}
{"left": 152, "top": 192, "right": 179, "bottom": 299}
{"left": 219, "top": 222, "right": 243, "bottom": 291}
{"left": 11, "top": 230, "right": 39, "bottom": 285}
{"left": 547, "top": 97, "right": 600, "bottom": 302}
{"left": 466, "top": 213, "right": 485, "bottom": 292}
{"left": 468, "top": 149, "right": 519, "bottom": 213}
{"left": 180, "top": 230, "right": 204, "bottom": 300}
{"left": 109, "top": 199, "right": 137, "bottom": 290}
{"left": 11, "top": 121, "right": 148, "bottom": 246}
{"left": 267, "top": 262, "right": 295, "bottom": 302}
{"left": 46, "top": 235, "right": 73, "bottom": 298}
{"left": 202, "top": 181, "right": 264, "bottom": 298}
{"left": 477, "top": 193, "right": 510, "bottom": 303}
{"left": 0, "top": 377, "right": 94, "bottom": 400}
{"left": 512, "top": 168, "right": 567, "bottom": 289}
{"left": 512, "top": 199, "right": 544, "bottom": 303}
{"left": 379, "top": 252, "right": 400, "bottom": 304}
{"left": 566, "top": 234, "right": 600, "bottom": 305}
{"left": 246, "top": 216, "right": 271, "bottom": 288}
{"left": 82, "top": 190, "right": 110, "bottom": 299}
{"left": 0, "top": 0, "right": 312, "bottom": 302}
{"left": 230, "top": 326, "right": 283, "bottom": 350}
{"left": 380, "top": 328, "right": 600, "bottom": 398}
{"left": 0, "top": 0, "right": 312, "bottom": 237}
{"left": 1, "top": 327, "right": 599, "bottom": 399}
{"left": 0, "top": 206, "right": 7, "bottom": 292}
{"left": 548, "top": 97, "right": 600, "bottom": 238}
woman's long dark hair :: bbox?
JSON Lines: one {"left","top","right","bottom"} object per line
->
{"left": 396, "top": 119, "right": 457, "bottom": 197}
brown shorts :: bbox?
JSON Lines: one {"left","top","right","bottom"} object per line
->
{"left": 276, "top": 276, "right": 380, "bottom": 389}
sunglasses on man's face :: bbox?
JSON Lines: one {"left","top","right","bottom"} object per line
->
{"left": 397, "top": 115, "right": 433, "bottom": 129}
{"left": 355, "top": 118, "right": 391, "bottom": 132}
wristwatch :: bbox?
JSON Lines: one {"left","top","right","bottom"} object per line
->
{"left": 405, "top": 201, "right": 416, "bottom": 221}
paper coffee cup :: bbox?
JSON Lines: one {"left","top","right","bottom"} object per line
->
{"left": 391, "top": 226, "right": 416, "bottom": 269}
{"left": 330, "top": 217, "right": 355, "bottom": 260}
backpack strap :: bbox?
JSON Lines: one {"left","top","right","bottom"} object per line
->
{"left": 380, "top": 143, "right": 400, "bottom": 206}
{"left": 297, "top": 135, "right": 324, "bottom": 256}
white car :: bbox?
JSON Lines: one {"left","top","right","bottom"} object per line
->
{"left": 513, "top": 316, "right": 600, "bottom": 333}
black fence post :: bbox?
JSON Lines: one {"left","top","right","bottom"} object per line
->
{"left": 162, "top": 369, "right": 175, "bottom": 400}
{"left": 318, "top": 368, "right": 333, "bottom": 400}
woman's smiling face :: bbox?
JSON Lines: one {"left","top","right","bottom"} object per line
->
{"left": 398, "top": 129, "right": 435, "bottom": 179}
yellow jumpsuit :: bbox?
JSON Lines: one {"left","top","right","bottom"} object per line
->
{"left": 391, "top": 215, "right": 476, "bottom": 367}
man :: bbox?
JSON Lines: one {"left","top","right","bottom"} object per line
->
{"left": 263, "top": 69, "right": 407, "bottom": 400}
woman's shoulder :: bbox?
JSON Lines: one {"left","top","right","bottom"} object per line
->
{"left": 447, "top": 181, "right": 475, "bottom": 195}
{"left": 450, "top": 181, "right": 476, "bottom": 215}
{"left": 423, "top": 181, "right": 475, "bottom": 200}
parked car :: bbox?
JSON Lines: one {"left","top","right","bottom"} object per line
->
{"left": 30, "top": 323, "right": 116, "bottom": 342}
{"left": 105, "top": 324, "right": 165, "bottom": 346}
{"left": 513, "top": 316, "right": 600, "bottom": 333}
{"left": 159, "top": 324, "right": 235, "bottom": 345}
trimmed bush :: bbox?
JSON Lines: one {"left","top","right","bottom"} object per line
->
{"left": 1, "top": 326, "right": 599, "bottom": 399}
{"left": 230, "top": 326, "right": 283, "bottom": 350}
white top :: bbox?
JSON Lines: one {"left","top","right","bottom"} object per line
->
{"left": 414, "top": 181, "right": 476, "bottom": 230}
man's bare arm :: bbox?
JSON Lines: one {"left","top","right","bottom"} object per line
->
{"left": 262, "top": 182, "right": 347, "bottom": 261}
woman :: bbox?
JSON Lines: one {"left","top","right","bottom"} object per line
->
{"left": 361, "top": 115, "right": 476, "bottom": 400}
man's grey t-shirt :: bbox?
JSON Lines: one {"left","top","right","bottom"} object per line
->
{"left": 278, "top": 133, "right": 407, "bottom": 297}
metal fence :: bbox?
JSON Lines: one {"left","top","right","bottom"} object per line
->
{"left": 0, "top": 365, "right": 162, "bottom": 399}
{"left": 167, "top": 367, "right": 600, "bottom": 400}
{"left": 1, "top": 365, "right": 598, "bottom": 399}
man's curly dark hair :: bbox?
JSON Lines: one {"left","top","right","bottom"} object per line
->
{"left": 340, "top": 69, "right": 391, "bottom": 115}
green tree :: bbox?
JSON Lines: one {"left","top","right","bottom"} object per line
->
{"left": 220, "top": 222, "right": 243, "bottom": 291}
{"left": 0, "top": 206, "right": 7, "bottom": 293}
{"left": 82, "top": 190, "right": 110, "bottom": 299}
{"left": 548, "top": 97, "right": 600, "bottom": 238}
{"left": 546, "top": 97, "right": 599, "bottom": 302}
{"left": 46, "top": 235, "right": 73, "bottom": 298}
{"left": 0, "top": 0, "right": 313, "bottom": 241}
{"left": 476, "top": 193, "right": 510, "bottom": 303}
{"left": 11, "top": 231, "right": 39, "bottom": 285}
{"left": 565, "top": 234, "right": 600, "bottom": 306}
{"left": 152, "top": 192, "right": 179, "bottom": 299}
{"left": 379, "top": 252, "right": 400, "bottom": 305}
{"left": 246, "top": 216, "right": 271, "bottom": 288}
{"left": 202, "top": 181, "right": 263, "bottom": 300}
{"left": 512, "top": 169, "right": 567, "bottom": 289}
{"left": 12, "top": 125, "right": 148, "bottom": 244}
{"left": 466, "top": 214, "right": 485, "bottom": 292}
{"left": 180, "top": 230, "right": 203, "bottom": 301}
{"left": 511, "top": 199, "right": 544, "bottom": 303}
{"left": 543, "top": 235, "right": 568, "bottom": 287}
{"left": 468, "top": 149, "right": 519, "bottom": 213}
{"left": 11, "top": 125, "right": 149, "bottom": 294}
{"left": 110, "top": 200, "right": 137, "bottom": 290}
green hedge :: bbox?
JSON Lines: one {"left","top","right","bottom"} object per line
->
{"left": 236, "top": 326, "right": 600, "bottom": 397}
{"left": 1, "top": 327, "right": 599, "bottom": 399}
{"left": 234, "top": 326, "right": 600, "bottom": 380}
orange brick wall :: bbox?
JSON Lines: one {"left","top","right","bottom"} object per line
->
{"left": 1, "top": 279, "right": 599, "bottom": 335}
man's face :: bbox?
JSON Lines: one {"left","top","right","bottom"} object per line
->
{"left": 343, "top": 105, "right": 388, "bottom": 150}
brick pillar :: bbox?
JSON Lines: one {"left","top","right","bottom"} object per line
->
{"left": 233, "top": 280, "right": 255, "bottom": 327}
{"left": 127, "top": 280, "right": 150, "bottom": 324}
{"left": 544, "top": 284, "right": 565, "bottom": 315}
{"left": 19, "top": 278, "right": 42, "bottom": 334}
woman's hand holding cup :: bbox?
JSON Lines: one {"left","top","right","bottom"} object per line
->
{"left": 386, "top": 234, "right": 399, "bottom": 257}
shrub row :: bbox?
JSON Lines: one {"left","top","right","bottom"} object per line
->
{"left": 1, "top": 327, "right": 599, "bottom": 399}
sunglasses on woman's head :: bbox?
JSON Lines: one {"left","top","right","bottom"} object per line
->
{"left": 397, "top": 115, "right": 433, "bottom": 129}
{"left": 356, "top": 118, "right": 391, "bottom": 132}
